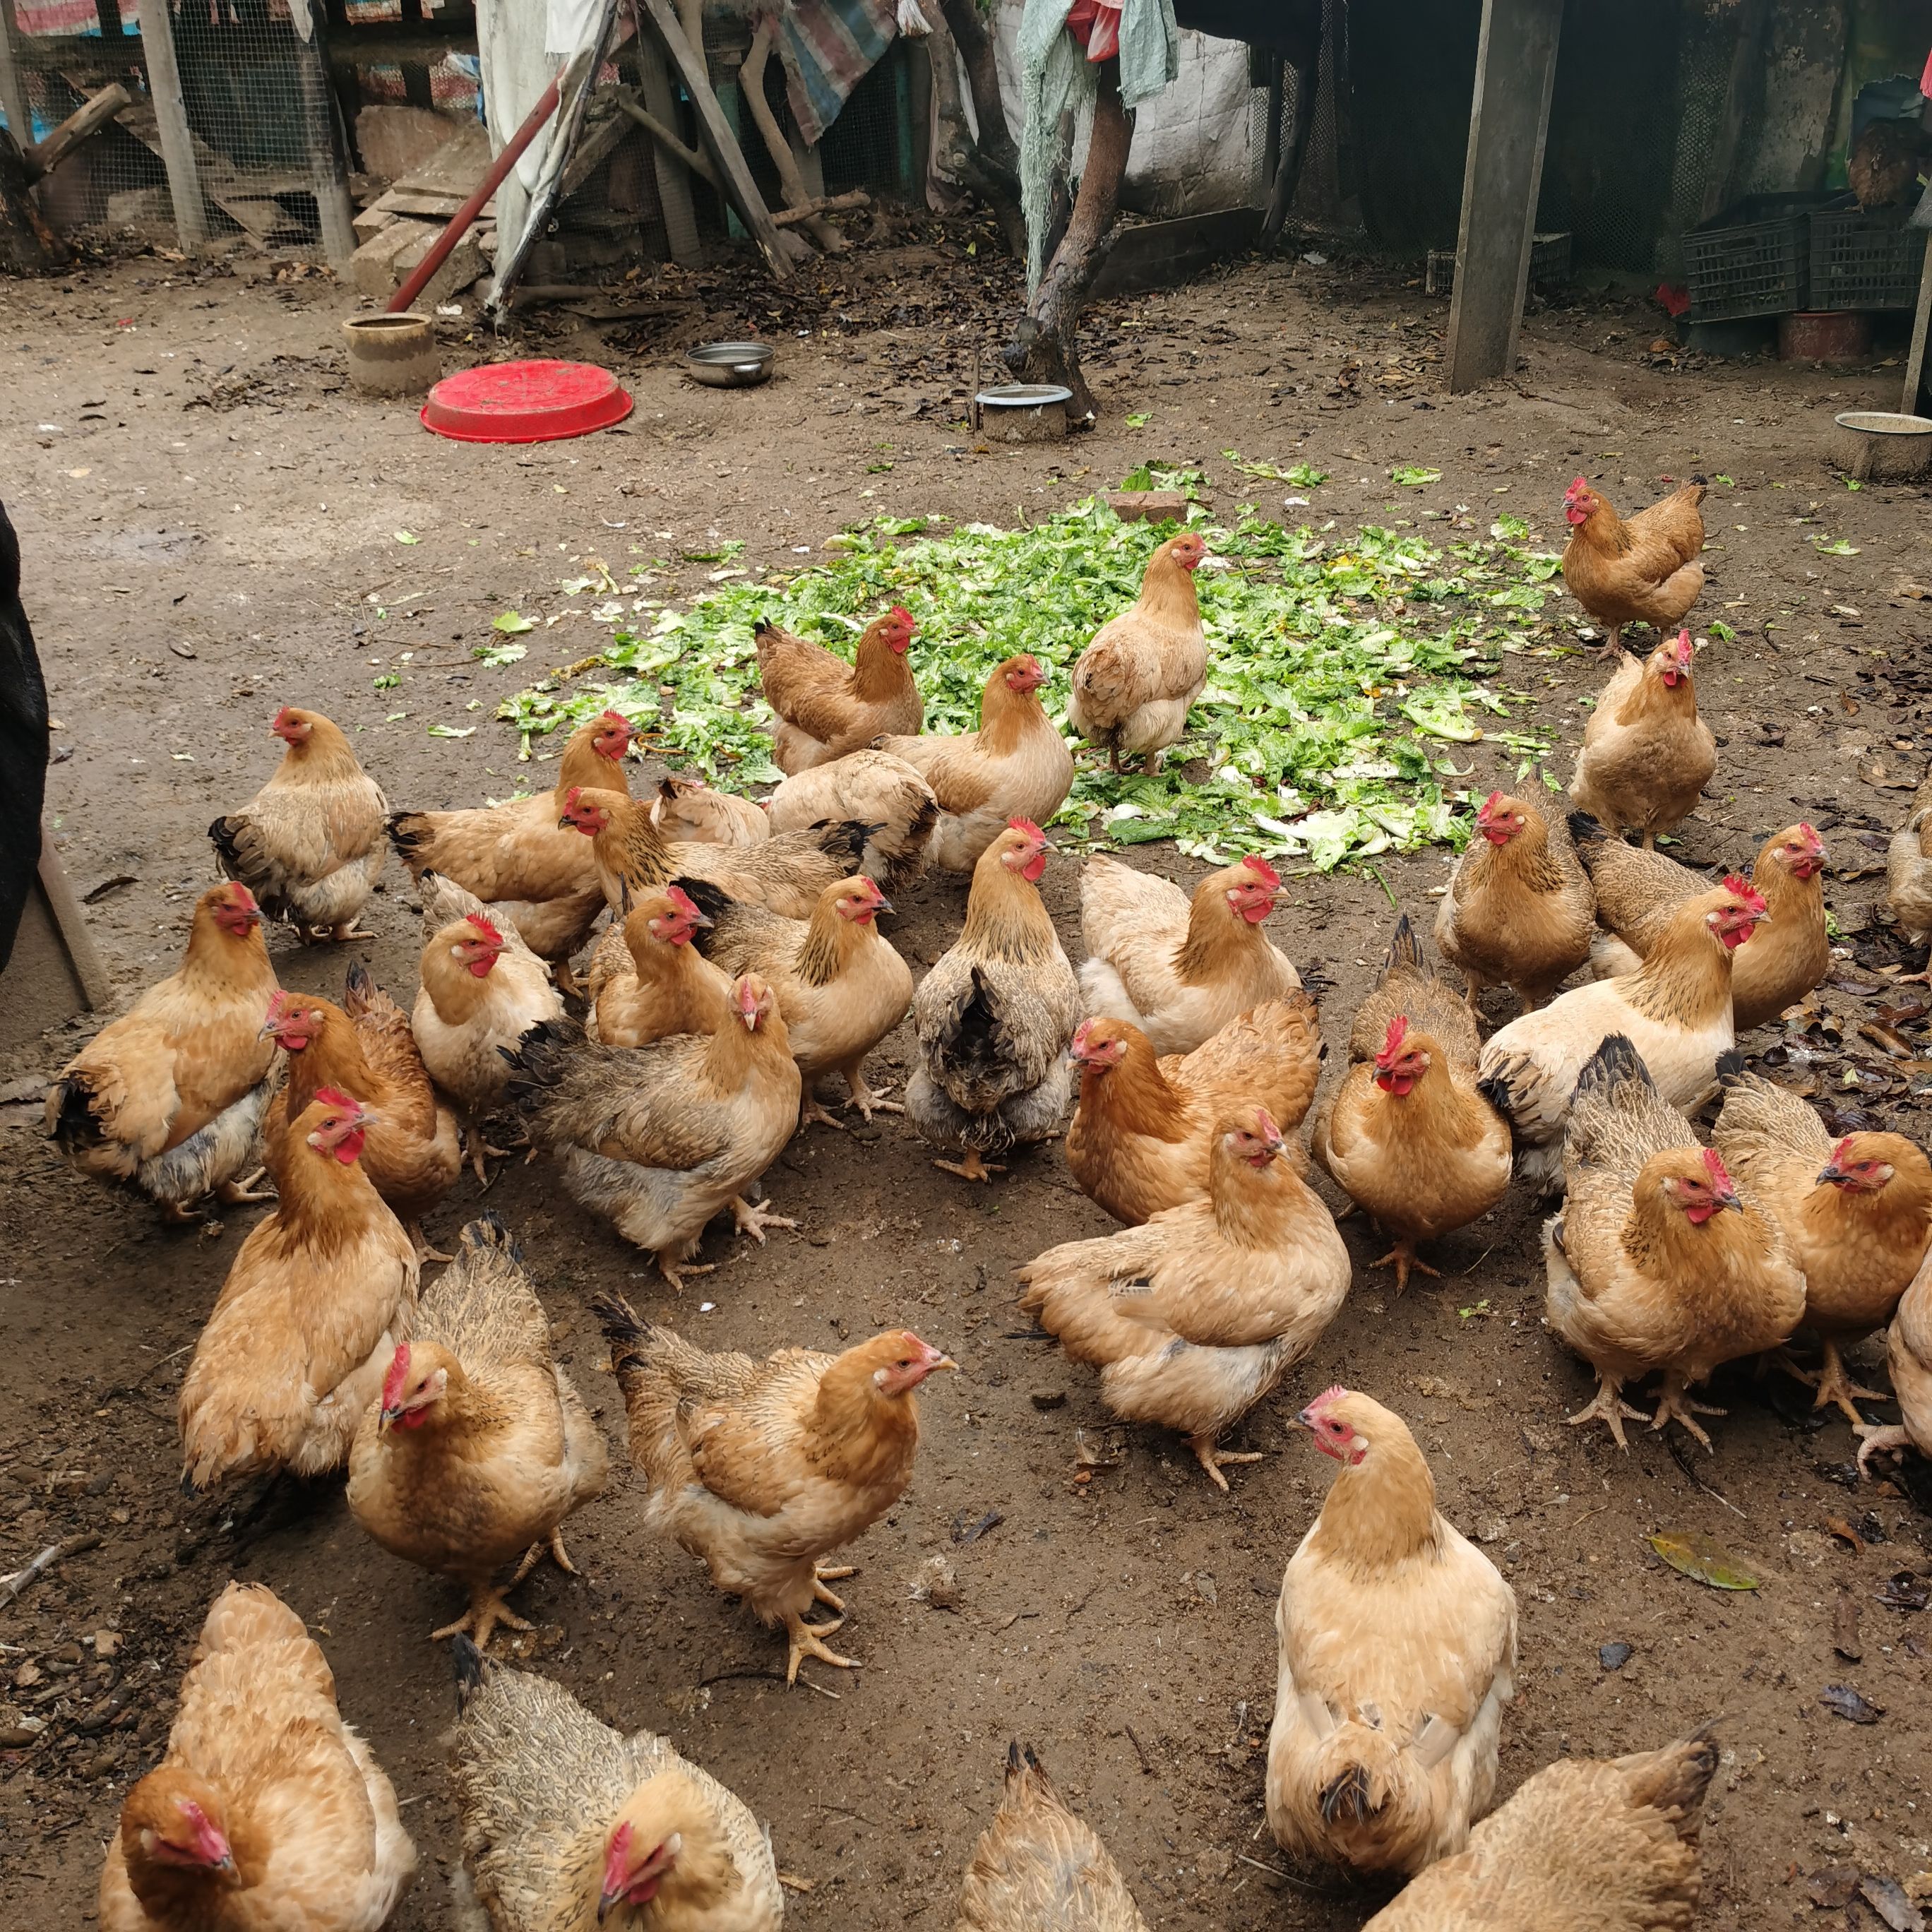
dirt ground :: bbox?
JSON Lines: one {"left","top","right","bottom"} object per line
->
{"left": 5, "top": 220, "right": 1932, "bottom": 1931}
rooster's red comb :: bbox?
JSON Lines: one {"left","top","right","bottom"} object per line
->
{"left": 664, "top": 885, "right": 700, "bottom": 919}
{"left": 465, "top": 912, "right": 503, "bottom": 945}
{"left": 1673, "top": 629, "right": 1693, "bottom": 664}
{"left": 1830, "top": 1134, "right": 1857, "bottom": 1165}
{"left": 1241, "top": 856, "right": 1282, "bottom": 891}
{"left": 1305, "top": 1384, "right": 1349, "bottom": 1416}
{"left": 1720, "top": 875, "right": 1767, "bottom": 916}
{"left": 1007, "top": 817, "right": 1046, "bottom": 842}
{"left": 1377, "top": 1015, "right": 1409, "bottom": 1063}
{"left": 1700, "top": 1146, "right": 1734, "bottom": 1190}
{"left": 381, "top": 1343, "right": 410, "bottom": 1413}
{"left": 312, "top": 1085, "right": 356, "bottom": 1111}
{"left": 888, "top": 604, "right": 914, "bottom": 626}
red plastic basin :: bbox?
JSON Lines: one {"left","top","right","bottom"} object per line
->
{"left": 421, "top": 359, "right": 634, "bottom": 443}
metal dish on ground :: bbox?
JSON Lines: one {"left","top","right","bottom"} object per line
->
{"left": 974, "top": 383, "right": 1073, "bottom": 441}
{"left": 1830, "top": 410, "right": 1932, "bottom": 482}
{"left": 686, "top": 341, "right": 774, "bottom": 388}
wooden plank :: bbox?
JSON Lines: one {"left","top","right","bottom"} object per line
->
{"left": 1445, "top": 0, "right": 1562, "bottom": 393}
{"left": 633, "top": 29, "right": 702, "bottom": 266}
{"left": 133, "top": 0, "right": 206, "bottom": 247}
{"left": 23, "top": 80, "right": 129, "bottom": 181}
{"left": 1904, "top": 240, "right": 1932, "bottom": 417}
{"left": 636, "top": 0, "right": 789, "bottom": 279}
{"left": 35, "top": 825, "right": 109, "bottom": 1010}
{"left": 373, "top": 186, "right": 496, "bottom": 220}
{"left": 0, "top": 0, "right": 32, "bottom": 165}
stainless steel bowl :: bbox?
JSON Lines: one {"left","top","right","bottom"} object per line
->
{"left": 686, "top": 340, "right": 774, "bottom": 388}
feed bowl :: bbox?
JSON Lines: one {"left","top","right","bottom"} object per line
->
{"left": 686, "top": 341, "right": 774, "bottom": 388}
{"left": 1830, "top": 410, "right": 1932, "bottom": 483}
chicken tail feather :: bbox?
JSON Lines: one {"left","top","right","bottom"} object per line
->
{"left": 1380, "top": 911, "right": 1424, "bottom": 981}
{"left": 674, "top": 874, "right": 737, "bottom": 944}
{"left": 1566, "top": 810, "right": 1611, "bottom": 871}
{"left": 1612, "top": 1729, "right": 1719, "bottom": 1842}
{"left": 592, "top": 1289, "right": 649, "bottom": 1376}
{"left": 816, "top": 816, "right": 886, "bottom": 870}
{"left": 1572, "top": 1032, "right": 1654, "bottom": 1107}
{"left": 1318, "top": 1763, "right": 1376, "bottom": 1824}
{"left": 46, "top": 1073, "right": 105, "bottom": 1155}
{"left": 451, "top": 1632, "right": 490, "bottom": 1714}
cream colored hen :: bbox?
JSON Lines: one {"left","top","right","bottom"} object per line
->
{"left": 1364, "top": 1731, "right": 1717, "bottom": 1932}
{"left": 449, "top": 1641, "right": 781, "bottom": 1931}
{"left": 98, "top": 1582, "right": 415, "bottom": 1932}
{"left": 1265, "top": 1388, "right": 1516, "bottom": 1878}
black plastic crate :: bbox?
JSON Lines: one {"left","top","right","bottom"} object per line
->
{"left": 1684, "top": 193, "right": 1835, "bottom": 322}
{"left": 1809, "top": 198, "right": 1929, "bottom": 311}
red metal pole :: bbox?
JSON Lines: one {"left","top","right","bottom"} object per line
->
{"left": 386, "top": 79, "right": 564, "bottom": 314}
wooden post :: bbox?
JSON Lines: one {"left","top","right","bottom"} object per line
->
{"left": 741, "top": 20, "right": 840, "bottom": 251}
{"left": 23, "top": 82, "right": 131, "bottom": 181}
{"left": 632, "top": 22, "right": 702, "bottom": 264}
{"left": 636, "top": 0, "right": 790, "bottom": 279}
{"left": 136, "top": 0, "right": 207, "bottom": 249}
{"left": 1904, "top": 239, "right": 1932, "bottom": 418}
{"left": 0, "top": 0, "right": 31, "bottom": 164}
{"left": 288, "top": 0, "right": 357, "bottom": 267}
{"left": 1445, "top": 0, "right": 1562, "bottom": 394}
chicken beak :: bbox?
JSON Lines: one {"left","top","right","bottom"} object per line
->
{"left": 690, "top": 908, "right": 715, "bottom": 929}
{"left": 596, "top": 1890, "right": 621, "bottom": 1924}
{"left": 871, "top": 893, "right": 895, "bottom": 917}
{"left": 1817, "top": 1162, "right": 1845, "bottom": 1187}
{"left": 929, "top": 1354, "right": 959, "bottom": 1373}
{"left": 378, "top": 1405, "right": 402, "bottom": 1433}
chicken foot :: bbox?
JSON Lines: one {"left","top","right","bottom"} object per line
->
{"left": 1650, "top": 1378, "right": 1726, "bottom": 1453}
{"left": 1566, "top": 1373, "right": 1652, "bottom": 1449}
{"left": 508, "top": 1525, "right": 581, "bottom": 1587}
{"left": 1371, "top": 1241, "right": 1440, "bottom": 1296}
{"left": 1856, "top": 1424, "right": 1912, "bottom": 1476}
{"left": 298, "top": 917, "right": 376, "bottom": 944}
{"left": 406, "top": 1222, "right": 455, "bottom": 1265}
{"left": 799, "top": 1092, "right": 849, "bottom": 1132}
{"left": 217, "top": 1169, "right": 275, "bottom": 1205}
{"left": 1188, "top": 1434, "right": 1263, "bottom": 1493}
{"left": 840, "top": 1060, "right": 904, "bottom": 1122}
{"left": 1772, "top": 1341, "right": 1888, "bottom": 1429}
{"left": 935, "top": 1150, "right": 1006, "bottom": 1183}
{"left": 731, "top": 1195, "right": 797, "bottom": 1243}
{"left": 432, "top": 1581, "right": 534, "bottom": 1652}
{"left": 811, "top": 1562, "right": 856, "bottom": 1611}
{"left": 785, "top": 1608, "right": 860, "bottom": 1685}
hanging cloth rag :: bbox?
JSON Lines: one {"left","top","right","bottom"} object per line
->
{"left": 1015, "top": 0, "right": 1177, "bottom": 291}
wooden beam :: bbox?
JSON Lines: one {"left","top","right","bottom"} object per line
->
{"left": 614, "top": 92, "right": 717, "bottom": 191}
{"left": 1904, "top": 238, "right": 1932, "bottom": 418}
{"left": 1445, "top": 0, "right": 1561, "bottom": 394}
{"left": 635, "top": 0, "right": 789, "bottom": 279}
{"left": 134, "top": 0, "right": 206, "bottom": 248}
{"left": 740, "top": 20, "right": 840, "bottom": 251}
{"left": 0, "top": 0, "right": 31, "bottom": 165}
{"left": 21, "top": 80, "right": 128, "bottom": 181}
{"left": 35, "top": 824, "right": 109, "bottom": 1010}
{"left": 631, "top": 20, "right": 702, "bottom": 265}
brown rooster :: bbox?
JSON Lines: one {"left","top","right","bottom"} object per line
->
{"left": 1561, "top": 476, "right": 1706, "bottom": 662}
{"left": 1313, "top": 915, "right": 1510, "bottom": 1292}
{"left": 1065, "top": 996, "right": 1323, "bottom": 1224}
{"left": 261, "top": 970, "right": 461, "bottom": 1260}
{"left": 598, "top": 1296, "right": 955, "bottom": 1683}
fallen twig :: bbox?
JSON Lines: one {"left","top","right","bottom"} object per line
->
{"left": 1, "top": 1534, "right": 102, "bottom": 1607}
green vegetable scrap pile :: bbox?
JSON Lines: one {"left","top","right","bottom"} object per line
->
{"left": 500, "top": 496, "right": 1560, "bottom": 871}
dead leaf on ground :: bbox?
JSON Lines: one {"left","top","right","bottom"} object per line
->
{"left": 1825, "top": 1514, "right": 1867, "bottom": 1552}
{"left": 1861, "top": 1873, "right": 1928, "bottom": 1931}
{"left": 1820, "top": 1683, "right": 1885, "bottom": 1724}
{"left": 1649, "top": 1530, "right": 1761, "bottom": 1590}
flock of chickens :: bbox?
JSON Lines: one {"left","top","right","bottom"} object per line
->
{"left": 41, "top": 476, "right": 1932, "bottom": 1930}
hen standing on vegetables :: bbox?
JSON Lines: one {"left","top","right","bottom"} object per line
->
{"left": 757, "top": 602, "right": 922, "bottom": 773}
{"left": 586, "top": 886, "right": 729, "bottom": 1048}
{"left": 97, "top": 1582, "right": 415, "bottom": 1932}
{"left": 1265, "top": 1387, "right": 1517, "bottom": 1877}
{"left": 348, "top": 1216, "right": 607, "bottom": 1649}
{"left": 1313, "top": 915, "right": 1510, "bottom": 1293}
{"left": 1065, "top": 995, "right": 1323, "bottom": 1225}
{"left": 562, "top": 784, "right": 873, "bottom": 921}
{"left": 1544, "top": 1037, "right": 1803, "bottom": 1448}
{"left": 448, "top": 1640, "right": 782, "bottom": 1931}
{"left": 1020, "top": 1108, "right": 1349, "bottom": 1489}
{"left": 505, "top": 977, "right": 800, "bottom": 1289}
{"left": 1434, "top": 791, "right": 1594, "bottom": 1015}
{"left": 955, "top": 1743, "right": 1150, "bottom": 1932}
{"left": 1568, "top": 630, "right": 1716, "bottom": 849}
{"left": 1715, "top": 1071, "right": 1932, "bottom": 1424}
{"left": 1078, "top": 854, "right": 1299, "bottom": 1056}
{"left": 1364, "top": 1731, "right": 1717, "bottom": 1932}
{"left": 179, "top": 1090, "right": 420, "bottom": 1491}
{"left": 1068, "top": 530, "right": 1208, "bottom": 774}
{"left": 1560, "top": 475, "right": 1706, "bottom": 663}
{"left": 263, "top": 974, "right": 460, "bottom": 1261}
{"left": 1576, "top": 816, "right": 1827, "bottom": 1031}
{"left": 1477, "top": 877, "right": 1765, "bottom": 1193}
{"left": 47, "top": 881, "right": 280, "bottom": 1221}
{"left": 874, "top": 655, "right": 1075, "bottom": 871}
{"left": 386, "top": 710, "right": 636, "bottom": 985}
{"left": 907, "top": 818, "right": 1077, "bottom": 1182}
{"left": 411, "top": 876, "right": 564, "bottom": 1183}
{"left": 210, "top": 705, "right": 388, "bottom": 945}
{"left": 681, "top": 873, "right": 912, "bottom": 1127}
{"left": 597, "top": 1295, "right": 954, "bottom": 1683}
{"left": 765, "top": 746, "right": 938, "bottom": 890}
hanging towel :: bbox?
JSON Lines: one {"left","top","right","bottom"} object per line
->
{"left": 777, "top": 0, "right": 900, "bottom": 148}
{"left": 1016, "top": 0, "right": 1177, "bottom": 290}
